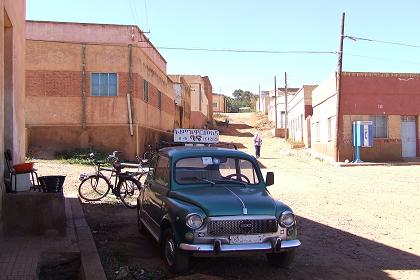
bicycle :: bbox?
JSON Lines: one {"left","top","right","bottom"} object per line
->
{"left": 142, "top": 144, "right": 155, "bottom": 161}
{"left": 78, "top": 151, "right": 141, "bottom": 209}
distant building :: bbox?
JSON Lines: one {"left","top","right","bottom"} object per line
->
{"left": 212, "top": 93, "right": 227, "bottom": 113}
{"left": 169, "top": 75, "right": 213, "bottom": 128}
{"left": 287, "top": 85, "right": 317, "bottom": 147}
{"left": 26, "top": 21, "right": 176, "bottom": 159}
{"left": 268, "top": 88, "right": 300, "bottom": 128}
{"left": 169, "top": 75, "right": 191, "bottom": 128}
{"left": 312, "top": 71, "right": 420, "bottom": 162}
{"left": 256, "top": 91, "right": 270, "bottom": 115}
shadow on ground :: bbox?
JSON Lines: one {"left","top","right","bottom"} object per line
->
{"left": 82, "top": 202, "right": 420, "bottom": 280}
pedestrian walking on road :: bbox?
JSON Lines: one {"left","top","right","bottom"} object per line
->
{"left": 253, "top": 132, "right": 262, "bottom": 158}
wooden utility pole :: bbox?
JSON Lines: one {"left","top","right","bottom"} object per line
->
{"left": 258, "top": 84, "right": 261, "bottom": 112}
{"left": 335, "top": 12, "right": 345, "bottom": 162}
{"left": 284, "top": 72, "right": 288, "bottom": 134}
{"left": 274, "top": 76, "right": 277, "bottom": 128}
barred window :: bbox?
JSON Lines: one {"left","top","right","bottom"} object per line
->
{"left": 91, "top": 73, "right": 117, "bottom": 96}
{"left": 369, "top": 116, "right": 388, "bottom": 138}
{"left": 144, "top": 80, "right": 149, "bottom": 102}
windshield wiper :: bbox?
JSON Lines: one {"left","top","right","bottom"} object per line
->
{"left": 180, "top": 176, "right": 215, "bottom": 186}
{"left": 212, "top": 179, "right": 247, "bottom": 187}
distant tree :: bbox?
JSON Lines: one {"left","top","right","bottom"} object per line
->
{"left": 227, "top": 89, "right": 257, "bottom": 112}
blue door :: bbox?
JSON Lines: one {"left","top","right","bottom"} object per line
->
{"left": 401, "top": 116, "right": 417, "bottom": 158}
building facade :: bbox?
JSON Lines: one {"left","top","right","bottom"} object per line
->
{"left": 256, "top": 91, "right": 270, "bottom": 114}
{"left": 312, "top": 72, "right": 420, "bottom": 162}
{"left": 170, "top": 75, "right": 212, "bottom": 128}
{"left": 1, "top": 0, "right": 26, "bottom": 226}
{"left": 267, "top": 88, "right": 299, "bottom": 129}
{"left": 212, "top": 93, "right": 227, "bottom": 113}
{"left": 26, "top": 21, "right": 176, "bottom": 159}
{"left": 169, "top": 75, "right": 191, "bottom": 129}
{"left": 287, "top": 85, "right": 317, "bottom": 146}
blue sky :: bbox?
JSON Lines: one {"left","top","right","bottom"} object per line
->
{"left": 27, "top": 0, "right": 420, "bottom": 96}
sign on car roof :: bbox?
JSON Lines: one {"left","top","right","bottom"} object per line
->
{"left": 174, "top": 129, "right": 219, "bottom": 144}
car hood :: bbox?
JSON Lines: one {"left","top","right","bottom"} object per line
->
{"left": 169, "top": 186, "right": 277, "bottom": 216}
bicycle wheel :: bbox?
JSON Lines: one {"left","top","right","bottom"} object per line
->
{"left": 117, "top": 177, "right": 141, "bottom": 209}
{"left": 78, "top": 174, "right": 110, "bottom": 201}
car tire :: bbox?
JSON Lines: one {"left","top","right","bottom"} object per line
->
{"left": 266, "top": 249, "right": 296, "bottom": 268}
{"left": 162, "top": 228, "right": 189, "bottom": 274}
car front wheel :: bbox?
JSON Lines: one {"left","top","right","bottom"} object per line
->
{"left": 163, "top": 228, "right": 189, "bottom": 273}
{"left": 266, "top": 249, "right": 296, "bottom": 268}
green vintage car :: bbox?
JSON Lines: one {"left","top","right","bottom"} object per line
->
{"left": 136, "top": 146, "right": 300, "bottom": 273}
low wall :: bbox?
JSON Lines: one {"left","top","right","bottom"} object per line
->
{"left": 340, "top": 140, "right": 402, "bottom": 162}
{"left": 2, "top": 192, "right": 66, "bottom": 236}
{"left": 271, "top": 128, "right": 288, "bottom": 138}
{"left": 27, "top": 124, "right": 174, "bottom": 160}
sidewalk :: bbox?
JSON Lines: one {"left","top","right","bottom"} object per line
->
{"left": 0, "top": 196, "right": 106, "bottom": 280}
{"left": 304, "top": 148, "right": 420, "bottom": 167}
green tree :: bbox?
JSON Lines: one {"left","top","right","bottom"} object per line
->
{"left": 227, "top": 89, "right": 257, "bottom": 112}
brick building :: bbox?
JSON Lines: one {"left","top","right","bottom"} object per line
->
{"left": 169, "top": 75, "right": 213, "bottom": 128}
{"left": 312, "top": 72, "right": 420, "bottom": 162}
{"left": 1, "top": 0, "right": 26, "bottom": 226}
{"left": 212, "top": 93, "right": 227, "bottom": 113}
{"left": 26, "top": 21, "right": 180, "bottom": 159}
{"left": 287, "top": 85, "right": 317, "bottom": 147}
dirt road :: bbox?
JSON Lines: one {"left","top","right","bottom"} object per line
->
{"left": 35, "top": 112, "right": 420, "bottom": 279}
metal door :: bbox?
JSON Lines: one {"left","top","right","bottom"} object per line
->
{"left": 401, "top": 116, "right": 417, "bottom": 157}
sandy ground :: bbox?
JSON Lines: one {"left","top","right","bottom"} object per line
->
{"left": 33, "top": 112, "right": 420, "bottom": 279}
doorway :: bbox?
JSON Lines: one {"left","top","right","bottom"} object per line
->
{"left": 401, "top": 116, "right": 417, "bottom": 158}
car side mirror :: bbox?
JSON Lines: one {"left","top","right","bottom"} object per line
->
{"left": 265, "top": 172, "right": 274, "bottom": 186}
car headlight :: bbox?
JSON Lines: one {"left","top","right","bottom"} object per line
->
{"left": 186, "top": 213, "right": 204, "bottom": 229}
{"left": 279, "top": 211, "right": 295, "bottom": 228}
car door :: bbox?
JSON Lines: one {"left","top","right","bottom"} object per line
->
{"left": 144, "top": 155, "right": 170, "bottom": 234}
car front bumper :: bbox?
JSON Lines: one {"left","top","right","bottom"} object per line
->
{"left": 179, "top": 239, "right": 301, "bottom": 253}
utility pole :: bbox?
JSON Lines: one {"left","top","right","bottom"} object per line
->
{"left": 274, "top": 76, "right": 277, "bottom": 128}
{"left": 258, "top": 84, "right": 261, "bottom": 112}
{"left": 284, "top": 72, "right": 288, "bottom": 136}
{"left": 335, "top": 12, "right": 345, "bottom": 162}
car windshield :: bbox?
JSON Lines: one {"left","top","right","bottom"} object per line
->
{"left": 175, "top": 156, "right": 260, "bottom": 186}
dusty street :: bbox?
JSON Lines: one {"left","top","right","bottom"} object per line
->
{"left": 34, "top": 113, "right": 420, "bottom": 279}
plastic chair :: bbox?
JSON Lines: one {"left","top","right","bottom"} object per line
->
{"left": 4, "top": 149, "right": 41, "bottom": 192}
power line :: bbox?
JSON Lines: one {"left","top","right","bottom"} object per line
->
{"left": 346, "top": 35, "right": 420, "bottom": 49}
{"left": 157, "top": 46, "right": 337, "bottom": 55}
{"left": 129, "top": 0, "right": 140, "bottom": 27}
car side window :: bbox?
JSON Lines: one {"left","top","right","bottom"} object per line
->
{"left": 154, "top": 156, "right": 170, "bottom": 187}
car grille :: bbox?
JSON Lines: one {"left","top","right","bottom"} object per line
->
{"left": 207, "top": 218, "right": 278, "bottom": 236}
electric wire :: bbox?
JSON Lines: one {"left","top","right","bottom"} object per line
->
{"left": 345, "top": 35, "right": 420, "bottom": 49}
{"left": 157, "top": 46, "right": 337, "bottom": 55}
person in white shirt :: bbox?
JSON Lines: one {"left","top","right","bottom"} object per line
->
{"left": 253, "top": 132, "right": 262, "bottom": 158}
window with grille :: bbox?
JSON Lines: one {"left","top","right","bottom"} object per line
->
{"left": 327, "top": 117, "right": 332, "bottom": 141}
{"left": 369, "top": 116, "right": 388, "bottom": 138}
{"left": 91, "top": 73, "right": 117, "bottom": 96}
{"left": 144, "top": 80, "right": 149, "bottom": 102}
